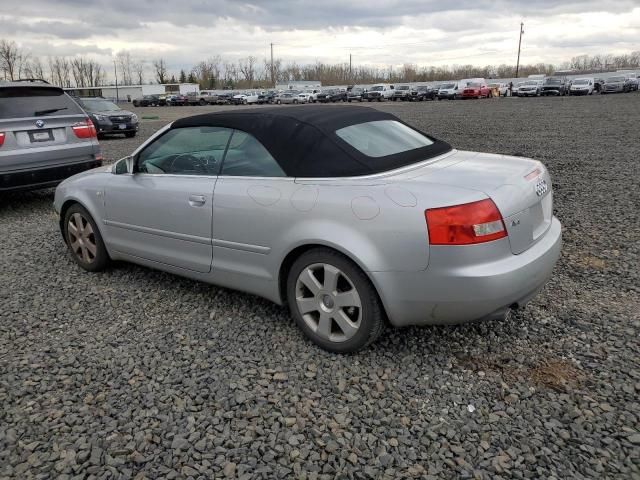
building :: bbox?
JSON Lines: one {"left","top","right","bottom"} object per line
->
{"left": 275, "top": 80, "right": 321, "bottom": 91}
{"left": 64, "top": 83, "right": 200, "bottom": 102}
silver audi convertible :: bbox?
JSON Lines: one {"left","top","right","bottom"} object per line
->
{"left": 54, "top": 106, "right": 562, "bottom": 352}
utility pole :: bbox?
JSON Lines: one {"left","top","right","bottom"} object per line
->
{"left": 270, "top": 43, "right": 274, "bottom": 87}
{"left": 113, "top": 59, "right": 119, "bottom": 103}
{"left": 515, "top": 22, "right": 524, "bottom": 78}
{"left": 349, "top": 53, "right": 352, "bottom": 81}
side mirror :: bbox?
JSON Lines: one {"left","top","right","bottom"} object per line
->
{"left": 113, "top": 155, "right": 134, "bottom": 175}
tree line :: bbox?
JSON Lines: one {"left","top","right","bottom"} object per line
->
{"left": 2, "top": 39, "right": 639, "bottom": 90}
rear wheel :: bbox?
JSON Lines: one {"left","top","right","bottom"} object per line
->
{"left": 63, "top": 204, "right": 109, "bottom": 272}
{"left": 287, "top": 248, "right": 385, "bottom": 353}
{"left": 199, "top": 99, "right": 207, "bottom": 106}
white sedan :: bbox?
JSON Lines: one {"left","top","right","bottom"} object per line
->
{"left": 233, "top": 92, "right": 261, "bottom": 105}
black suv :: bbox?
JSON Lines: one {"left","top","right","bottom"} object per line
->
{"left": 411, "top": 85, "right": 437, "bottom": 101}
{"left": 541, "top": 77, "right": 569, "bottom": 96}
{"left": 132, "top": 95, "right": 160, "bottom": 107}
{"left": 76, "top": 97, "right": 138, "bottom": 138}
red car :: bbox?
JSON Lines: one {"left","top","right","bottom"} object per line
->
{"left": 461, "top": 83, "right": 492, "bottom": 99}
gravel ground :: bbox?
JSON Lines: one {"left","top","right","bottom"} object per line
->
{"left": 1, "top": 95, "right": 639, "bottom": 480}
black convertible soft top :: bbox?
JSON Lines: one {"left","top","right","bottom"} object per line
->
{"left": 172, "top": 105, "right": 452, "bottom": 177}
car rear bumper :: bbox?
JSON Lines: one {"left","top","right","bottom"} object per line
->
{"left": 370, "top": 217, "right": 562, "bottom": 327}
{"left": 0, "top": 157, "right": 103, "bottom": 191}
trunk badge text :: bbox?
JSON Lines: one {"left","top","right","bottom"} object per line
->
{"left": 535, "top": 179, "right": 548, "bottom": 197}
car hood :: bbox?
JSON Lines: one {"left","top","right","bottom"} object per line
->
{"left": 91, "top": 109, "right": 133, "bottom": 116}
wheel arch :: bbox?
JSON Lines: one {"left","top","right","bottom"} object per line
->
{"left": 58, "top": 197, "right": 105, "bottom": 247}
{"left": 277, "top": 242, "right": 386, "bottom": 313}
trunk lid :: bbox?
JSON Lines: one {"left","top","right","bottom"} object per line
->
{"left": 399, "top": 150, "right": 554, "bottom": 254}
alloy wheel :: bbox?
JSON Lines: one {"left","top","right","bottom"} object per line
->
{"left": 67, "top": 212, "right": 97, "bottom": 264}
{"left": 295, "top": 263, "right": 362, "bottom": 343}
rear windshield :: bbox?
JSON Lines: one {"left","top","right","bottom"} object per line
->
{"left": 336, "top": 120, "right": 434, "bottom": 158}
{"left": 608, "top": 76, "right": 625, "bottom": 82}
{"left": 573, "top": 79, "right": 589, "bottom": 85}
{"left": 544, "top": 78, "right": 561, "bottom": 84}
{"left": 0, "top": 87, "right": 82, "bottom": 119}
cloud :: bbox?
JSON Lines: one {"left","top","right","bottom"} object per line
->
{"left": 1, "top": 1, "right": 638, "bottom": 78}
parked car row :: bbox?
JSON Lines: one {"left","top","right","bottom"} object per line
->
{"left": 514, "top": 75, "right": 640, "bottom": 96}
{"left": 130, "top": 73, "right": 640, "bottom": 110}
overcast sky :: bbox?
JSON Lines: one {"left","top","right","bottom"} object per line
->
{"left": 3, "top": 0, "right": 640, "bottom": 76}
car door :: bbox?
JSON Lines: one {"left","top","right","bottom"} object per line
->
{"left": 104, "top": 126, "right": 233, "bottom": 273}
{"left": 211, "top": 129, "right": 297, "bottom": 280}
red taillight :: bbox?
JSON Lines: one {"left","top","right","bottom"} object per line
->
{"left": 425, "top": 199, "right": 507, "bottom": 245}
{"left": 72, "top": 118, "right": 97, "bottom": 139}
{"left": 0, "top": 132, "right": 5, "bottom": 146}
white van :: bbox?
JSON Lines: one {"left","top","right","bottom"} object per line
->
{"left": 437, "top": 82, "right": 458, "bottom": 100}
{"left": 364, "top": 84, "right": 395, "bottom": 101}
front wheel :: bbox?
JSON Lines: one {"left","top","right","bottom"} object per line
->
{"left": 287, "top": 248, "right": 385, "bottom": 353}
{"left": 63, "top": 204, "right": 109, "bottom": 272}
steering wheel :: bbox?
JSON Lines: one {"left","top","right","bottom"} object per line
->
{"left": 168, "top": 153, "right": 210, "bottom": 174}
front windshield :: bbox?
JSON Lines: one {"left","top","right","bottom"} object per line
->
{"left": 371, "top": 86, "right": 384, "bottom": 91}
{"left": 468, "top": 83, "right": 481, "bottom": 87}
{"left": 398, "top": 86, "right": 410, "bottom": 90}
{"left": 544, "top": 78, "right": 561, "bottom": 85}
{"left": 573, "top": 79, "right": 589, "bottom": 85}
{"left": 608, "top": 76, "right": 625, "bottom": 82}
{"left": 81, "top": 99, "right": 121, "bottom": 111}
{"left": 440, "top": 83, "right": 455, "bottom": 89}
{"left": 523, "top": 81, "right": 538, "bottom": 86}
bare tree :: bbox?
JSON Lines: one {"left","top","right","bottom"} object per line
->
{"left": 239, "top": 56, "right": 257, "bottom": 84}
{"left": 71, "top": 57, "right": 88, "bottom": 87}
{"left": 23, "top": 57, "right": 45, "bottom": 80}
{"left": 0, "top": 39, "right": 23, "bottom": 80}
{"left": 48, "top": 56, "right": 72, "bottom": 87}
{"left": 153, "top": 58, "right": 168, "bottom": 84}
{"left": 132, "top": 60, "right": 145, "bottom": 84}
{"left": 116, "top": 51, "right": 133, "bottom": 85}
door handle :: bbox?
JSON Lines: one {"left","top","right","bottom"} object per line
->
{"left": 188, "top": 194, "right": 206, "bottom": 206}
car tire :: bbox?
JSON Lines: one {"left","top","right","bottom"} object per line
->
{"left": 287, "top": 248, "right": 385, "bottom": 353}
{"left": 63, "top": 204, "right": 109, "bottom": 272}
{"left": 277, "top": 100, "right": 281, "bottom": 104}
{"left": 293, "top": 99, "right": 298, "bottom": 104}
{"left": 125, "top": 132, "right": 136, "bottom": 138}
{"left": 199, "top": 99, "right": 206, "bottom": 106}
